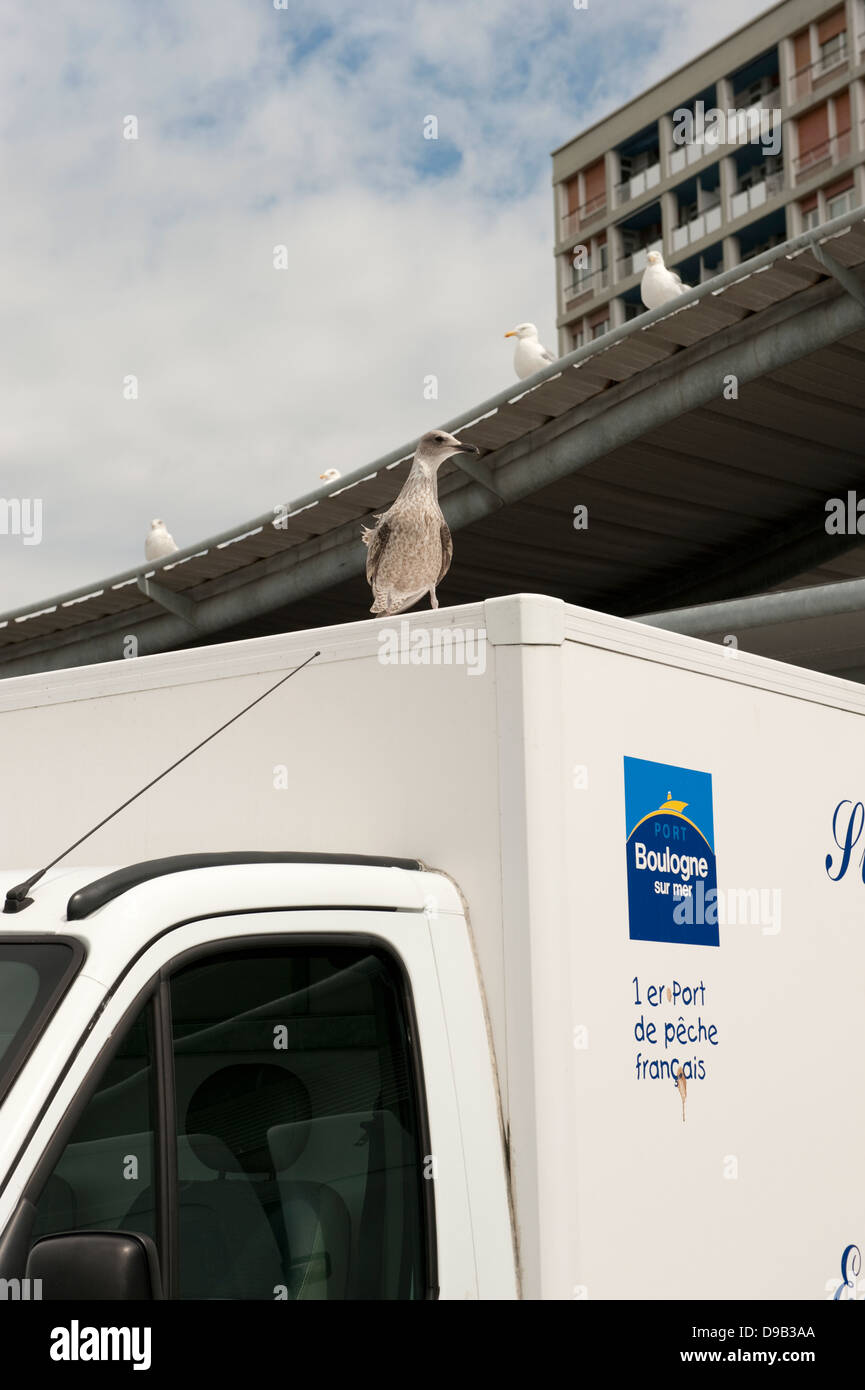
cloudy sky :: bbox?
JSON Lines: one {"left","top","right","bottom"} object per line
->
{"left": 0, "top": 0, "right": 771, "bottom": 609}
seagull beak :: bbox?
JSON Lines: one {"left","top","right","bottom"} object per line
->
{"left": 504, "top": 331, "right": 516, "bottom": 338}
{"left": 452, "top": 441, "right": 479, "bottom": 455}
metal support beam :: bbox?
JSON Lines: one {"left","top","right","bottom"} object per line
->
{"left": 636, "top": 575, "right": 865, "bottom": 637}
{"left": 136, "top": 575, "right": 201, "bottom": 629}
{"left": 809, "top": 241, "right": 865, "bottom": 311}
{"left": 450, "top": 453, "right": 506, "bottom": 501}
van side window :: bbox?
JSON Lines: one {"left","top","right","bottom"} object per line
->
{"left": 30, "top": 942, "right": 428, "bottom": 1300}
{"left": 31, "top": 1005, "right": 157, "bottom": 1253}
{"left": 170, "top": 944, "right": 427, "bottom": 1300}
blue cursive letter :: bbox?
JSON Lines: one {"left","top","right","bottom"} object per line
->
{"left": 825, "top": 801, "right": 865, "bottom": 881}
{"left": 834, "top": 1243, "right": 861, "bottom": 1300}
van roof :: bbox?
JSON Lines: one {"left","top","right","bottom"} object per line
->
{"left": 64, "top": 852, "right": 424, "bottom": 921}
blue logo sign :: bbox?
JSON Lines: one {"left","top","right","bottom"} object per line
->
{"left": 624, "top": 756, "right": 719, "bottom": 947}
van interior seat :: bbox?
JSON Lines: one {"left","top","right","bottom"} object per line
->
{"left": 268, "top": 1109, "right": 418, "bottom": 1297}
{"left": 181, "top": 1063, "right": 351, "bottom": 1299}
{"left": 123, "top": 1129, "right": 286, "bottom": 1299}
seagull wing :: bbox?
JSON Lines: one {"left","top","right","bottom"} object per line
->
{"left": 539, "top": 345, "right": 555, "bottom": 363}
{"left": 363, "top": 519, "right": 391, "bottom": 587}
{"left": 437, "top": 520, "right": 453, "bottom": 584}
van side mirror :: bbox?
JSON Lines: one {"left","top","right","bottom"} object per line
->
{"left": 25, "top": 1231, "right": 163, "bottom": 1300}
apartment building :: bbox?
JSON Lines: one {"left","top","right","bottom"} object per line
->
{"left": 552, "top": 0, "right": 865, "bottom": 352}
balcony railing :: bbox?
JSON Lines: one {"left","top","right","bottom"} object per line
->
{"left": 825, "top": 187, "right": 856, "bottom": 219}
{"left": 563, "top": 268, "right": 609, "bottom": 304}
{"left": 560, "top": 192, "right": 607, "bottom": 240}
{"left": 730, "top": 84, "right": 781, "bottom": 114}
{"left": 671, "top": 198, "right": 722, "bottom": 251}
{"left": 668, "top": 140, "right": 716, "bottom": 175}
{"left": 615, "top": 162, "right": 660, "bottom": 205}
{"left": 791, "top": 42, "right": 849, "bottom": 101}
{"left": 793, "top": 129, "right": 851, "bottom": 181}
{"left": 617, "top": 239, "right": 663, "bottom": 279}
{"left": 729, "top": 170, "right": 784, "bottom": 219}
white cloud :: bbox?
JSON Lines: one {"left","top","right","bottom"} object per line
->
{"left": 0, "top": 0, "right": 767, "bottom": 608}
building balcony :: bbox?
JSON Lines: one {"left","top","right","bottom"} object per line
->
{"left": 793, "top": 129, "right": 851, "bottom": 182}
{"left": 560, "top": 192, "right": 607, "bottom": 240}
{"left": 563, "top": 268, "right": 609, "bottom": 307}
{"left": 730, "top": 84, "right": 781, "bottom": 113}
{"left": 671, "top": 199, "right": 722, "bottom": 251}
{"left": 729, "top": 170, "right": 784, "bottom": 219}
{"left": 617, "top": 239, "right": 663, "bottom": 279}
{"left": 791, "top": 43, "right": 849, "bottom": 102}
{"left": 615, "top": 162, "right": 660, "bottom": 206}
{"left": 667, "top": 142, "right": 710, "bottom": 175}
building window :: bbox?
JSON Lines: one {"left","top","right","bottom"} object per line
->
{"left": 572, "top": 330, "right": 584, "bottom": 350}
{"left": 582, "top": 159, "right": 607, "bottom": 219}
{"left": 826, "top": 187, "right": 854, "bottom": 219}
{"left": 591, "top": 319, "right": 609, "bottom": 340}
{"left": 795, "top": 102, "right": 830, "bottom": 176}
{"left": 801, "top": 204, "right": 821, "bottom": 229}
{"left": 817, "top": 29, "right": 847, "bottom": 75}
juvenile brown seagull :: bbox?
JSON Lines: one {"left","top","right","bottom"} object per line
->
{"left": 362, "top": 429, "right": 478, "bottom": 616}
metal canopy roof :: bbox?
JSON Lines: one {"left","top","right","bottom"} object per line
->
{"left": 3, "top": 206, "right": 865, "bottom": 678}
{"left": 638, "top": 575, "right": 865, "bottom": 685}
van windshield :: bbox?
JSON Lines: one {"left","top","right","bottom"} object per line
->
{"left": 0, "top": 942, "right": 81, "bottom": 1106}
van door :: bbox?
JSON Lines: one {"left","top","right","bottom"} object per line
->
{"left": 6, "top": 911, "right": 478, "bottom": 1299}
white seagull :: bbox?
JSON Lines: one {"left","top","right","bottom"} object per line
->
{"left": 144, "top": 519, "right": 179, "bottom": 562}
{"left": 640, "top": 250, "right": 690, "bottom": 310}
{"left": 504, "top": 322, "right": 555, "bottom": 380}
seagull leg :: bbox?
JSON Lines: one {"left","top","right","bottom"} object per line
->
{"left": 429, "top": 586, "right": 439, "bottom": 610}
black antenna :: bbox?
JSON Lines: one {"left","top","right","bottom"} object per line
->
{"left": 4, "top": 650, "right": 320, "bottom": 914}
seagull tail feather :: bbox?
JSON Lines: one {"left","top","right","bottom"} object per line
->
{"left": 370, "top": 588, "right": 427, "bottom": 617}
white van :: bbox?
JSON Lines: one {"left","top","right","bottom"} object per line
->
{"left": 0, "top": 595, "right": 861, "bottom": 1301}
